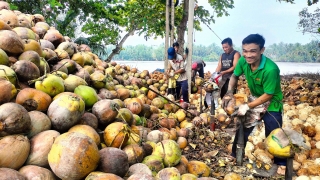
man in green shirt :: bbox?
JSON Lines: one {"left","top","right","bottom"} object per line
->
{"left": 222, "top": 34, "right": 286, "bottom": 175}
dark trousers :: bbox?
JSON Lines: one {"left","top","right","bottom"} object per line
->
{"left": 220, "top": 79, "right": 230, "bottom": 99}
{"left": 176, "top": 80, "right": 189, "bottom": 102}
{"left": 231, "top": 111, "right": 286, "bottom": 166}
{"left": 167, "top": 88, "right": 176, "bottom": 97}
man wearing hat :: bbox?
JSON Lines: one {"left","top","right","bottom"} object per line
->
{"left": 167, "top": 47, "right": 189, "bottom": 103}
{"left": 191, "top": 60, "right": 206, "bottom": 81}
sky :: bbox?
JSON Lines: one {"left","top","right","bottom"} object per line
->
{"left": 123, "top": 0, "right": 318, "bottom": 47}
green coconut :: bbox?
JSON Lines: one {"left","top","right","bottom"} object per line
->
{"left": 35, "top": 74, "right": 64, "bottom": 97}
{"left": 156, "top": 167, "right": 181, "bottom": 180}
{"left": 0, "top": 65, "right": 17, "bottom": 85}
{"left": 64, "top": 75, "right": 87, "bottom": 92}
{"left": 0, "top": 48, "right": 9, "bottom": 65}
{"left": 152, "top": 139, "right": 181, "bottom": 167}
{"left": 74, "top": 85, "right": 99, "bottom": 108}
{"left": 142, "top": 154, "right": 164, "bottom": 176}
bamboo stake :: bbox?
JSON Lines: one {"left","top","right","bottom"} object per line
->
{"left": 164, "top": 0, "right": 170, "bottom": 71}
{"left": 187, "top": 0, "right": 195, "bottom": 96}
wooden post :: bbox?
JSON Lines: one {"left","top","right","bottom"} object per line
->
{"left": 164, "top": 0, "right": 170, "bottom": 71}
{"left": 170, "top": 0, "right": 175, "bottom": 46}
{"left": 186, "top": 0, "right": 194, "bottom": 96}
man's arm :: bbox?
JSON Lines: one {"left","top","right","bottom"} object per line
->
{"left": 215, "top": 56, "right": 222, "bottom": 72}
{"left": 220, "top": 52, "right": 241, "bottom": 75}
{"left": 175, "top": 68, "right": 185, "bottom": 74}
{"left": 248, "top": 93, "right": 273, "bottom": 109}
{"left": 227, "top": 74, "right": 239, "bottom": 93}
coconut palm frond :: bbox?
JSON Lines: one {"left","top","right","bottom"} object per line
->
{"left": 74, "top": 37, "right": 90, "bottom": 44}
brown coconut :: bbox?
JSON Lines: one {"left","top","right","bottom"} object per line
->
{"left": 78, "top": 112, "right": 99, "bottom": 130}
{"left": 48, "top": 132, "right": 100, "bottom": 180}
{"left": 123, "top": 144, "right": 145, "bottom": 165}
{"left": 0, "top": 9, "right": 18, "bottom": 28}
{"left": 27, "top": 111, "right": 52, "bottom": 138}
{"left": 0, "top": 168, "right": 26, "bottom": 180}
{"left": 98, "top": 147, "right": 129, "bottom": 177}
{"left": 19, "top": 165, "right": 56, "bottom": 180}
{"left": 0, "top": 102, "right": 31, "bottom": 136}
{"left": 0, "top": 30, "right": 24, "bottom": 54}
{"left": 25, "top": 130, "right": 60, "bottom": 167}
{"left": 0, "top": 135, "right": 30, "bottom": 169}
{"left": 0, "top": 78, "right": 16, "bottom": 105}
{"left": 92, "top": 99, "right": 119, "bottom": 125}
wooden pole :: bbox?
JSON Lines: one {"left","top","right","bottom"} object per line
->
{"left": 170, "top": 0, "right": 175, "bottom": 46}
{"left": 164, "top": 0, "right": 170, "bottom": 71}
{"left": 187, "top": 0, "right": 194, "bottom": 96}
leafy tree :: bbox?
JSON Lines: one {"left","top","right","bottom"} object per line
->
{"left": 7, "top": 0, "right": 235, "bottom": 61}
{"left": 298, "top": 8, "right": 320, "bottom": 36}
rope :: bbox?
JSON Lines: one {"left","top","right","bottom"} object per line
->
{"left": 202, "top": 21, "right": 222, "bottom": 41}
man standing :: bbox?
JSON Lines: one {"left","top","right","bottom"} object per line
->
{"left": 222, "top": 34, "right": 286, "bottom": 175}
{"left": 167, "top": 46, "right": 189, "bottom": 103}
{"left": 215, "top": 38, "right": 240, "bottom": 99}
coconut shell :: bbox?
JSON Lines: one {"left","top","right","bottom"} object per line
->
{"left": 0, "top": 168, "right": 26, "bottom": 180}
{"left": 0, "top": 9, "right": 18, "bottom": 28}
{"left": 103, "top": 122, "right": 129, "bottom": 148}
{"left": 48, "top": 132, "right": 100, "bottom": 180}
{"left": 43, "top": 29, "right": 64, "bottom": 48}
{"left": 86, "top": 172, "right": 124, "bottom": 180}
{"left": 78, "top": 112, "right": 98, "bottom": 130}
{"left": 159, "top": 118, "right": 177, "bottom": 129}
{"left": 0, "top": 78, "right": 15, "bottom": 105}
{"left": 12, "top": 60, "right": 40, "bottom": 82}
{"left": 68, "top": 125, "right": 100, "bottom": 146}
{"left": 19, "top": 165, "right": 56, "bottom": 180}
{"left": 187, "top": 160, "right": 211, "bottom": 177}
{"left": 0, "top": 102, "right": 31, "bottom": 136}
{"left": 25, "top": 130, "right": 60, "bottom": 167}
{"left": 98, "top": 147, "right": 129, "bottom": 177}
{"left": 0, "top": 30, "right": 24, "bottom": 54}
{"left": 16, "top": 88, "right": 52, "bottom": 112}
{"left": 92, "top": 99, "right": 119, "bottom": 125}
{"left": 0, "top": 135, "right": 30, "bottom": 169}
{"left": 27, "top": 111, "right": 52, "bottom": 138}
{"left": 123, "top": 144, "right": 145, "bottom": 165}
{"left": 47, "top": 94, "right": 85, "bottom": 132}
{"left": 0, "top": 19, "right": 11, "bottom": 30}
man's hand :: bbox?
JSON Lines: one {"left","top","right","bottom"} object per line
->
{"left": 222, "top": 91, "right": 234, "bottom": 110}
{"left": 237, "top": 104, "right": 250, "bottom": 116}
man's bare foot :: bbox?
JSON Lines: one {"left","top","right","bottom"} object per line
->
{"left": 277, "top": 165, "right": 286, "bottom": 175}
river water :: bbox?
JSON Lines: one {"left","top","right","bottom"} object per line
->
{"left": 117, "top": 61, "right": 320, "bottom": 75}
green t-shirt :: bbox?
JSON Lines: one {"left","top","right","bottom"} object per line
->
{"left": 234, "top": 55, "right": 283, "bottom": 112}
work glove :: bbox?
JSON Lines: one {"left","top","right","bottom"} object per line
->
{"left": 185, "top": 47, "right": 189, "bottom": 54}
{"left": 237, "top": 103, "right": 250, "bottom": 116}
{"left": 221, "top": 91, "right": 234, "bottom": 110}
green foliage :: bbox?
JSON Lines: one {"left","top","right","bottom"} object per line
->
{"left": 298, "top": 8, "right": 320, "bottom": 36}
{"left": 74, "top": 37, "right": 109, "bottom": 59}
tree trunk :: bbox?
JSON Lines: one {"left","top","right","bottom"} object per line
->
{"left": 176, "top": 0, "right": 189, "bottom": 55}
{"left": 105, "top": 29, "right": 136, "bottom": 62}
